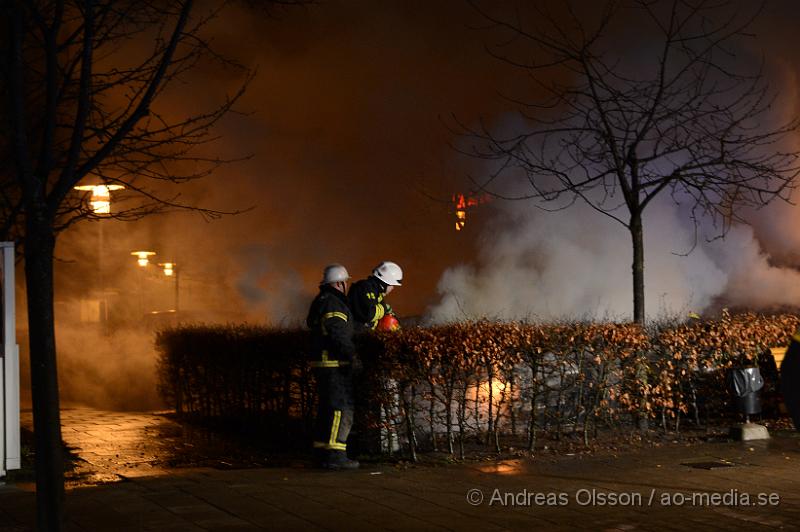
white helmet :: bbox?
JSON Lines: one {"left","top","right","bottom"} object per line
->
{"left": 372, "top": 261, "right": 403, "bottom": 286}
{"left": 320, "top": 264, "right": 350, "bottom": 285}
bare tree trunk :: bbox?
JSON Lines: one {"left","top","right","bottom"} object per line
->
{"left": 527, "top": 361, "right": 539, "bottom": 452}
{"left": 574, "top": 349, "right": 586, "bottom": 434}
{"left": 25, "top": 217, "right": 64, "bottom": 531}
{"left": 630, "top": 212, "right": 645, "bottom": 325}
{"left": 630, "top": 215, "right": 650, "bottom": 431}
{"left": 428, "top": 381, "right": 437, "bottom": 451}
{"left": 382, "top": 402, "right": 394, "bottom": 457}
{"left": 509, "top": 371, "right": 517, "bottom": 437}
{"left": 445, "top": 381, "right": 454, "bottom": 455}
{"left": 493, "top": 375, "right": 506, "bottom": 453}
{"left": 474, "top": 380, "right": 480, "bottom": 430}
{"left": 458, "top": 382, "right": 468, "bottom": 460}
{"left": 404, "top": 384, "right": 417, "bottom": 462}
{"left": 555, "top": 363, "right": 565, "bottom": 441}
{"left": 690, "top": 380, "right": 701, "bottom": 427}
{"left": 635, "top": 355, "right": 649, "bottom": 432}
{"left": 584, "top": 363, "right": 606, "bottom": 447}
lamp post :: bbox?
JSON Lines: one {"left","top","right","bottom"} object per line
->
{"left": 131, "top": 251, "right": 156, "bottom": 316}
{"left": 129, "top": 253, "right": 181, "bottom": 314}
{"left": 158, "top": 262, "right": 179, "bottom": 312}
{"left": 74, "top": 184, "right": 124, "bottom": 327}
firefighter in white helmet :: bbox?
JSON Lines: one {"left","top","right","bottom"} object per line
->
{"left": 306, "top": 264, "right": 359, "bottom": 470}
{"left": 347, "top": 262, "right": 402, "bottom": 455}
{"left": 348, "top": 261, "right": 402, "bottom": 330}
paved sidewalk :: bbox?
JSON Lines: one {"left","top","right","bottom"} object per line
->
{"left": 1, "top": 408, "right": 799, "bottom": 530}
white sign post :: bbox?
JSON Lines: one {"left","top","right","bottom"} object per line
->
{"left": 1, "top": 242, "right": 20, "bottom": 476}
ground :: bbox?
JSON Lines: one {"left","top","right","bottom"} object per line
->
{"left": 0, "top": 407, "right": 798, "bottom": 530}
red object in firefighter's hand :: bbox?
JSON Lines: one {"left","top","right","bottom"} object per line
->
{"left": 377, "top": 314, "right": 400, "bottom": 331}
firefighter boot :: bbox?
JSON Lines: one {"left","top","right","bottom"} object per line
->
{"left": 323, "top": 451, "right": 360, "bottom": 470}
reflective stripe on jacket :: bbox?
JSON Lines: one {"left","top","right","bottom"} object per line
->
{"left": 348, "top": 276, "right": 389, "bottom": 330}
{"left": 306, "top": 285, "right": 356, "bottom": 367}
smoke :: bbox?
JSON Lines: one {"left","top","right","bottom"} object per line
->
{"left": 16, "top": 213, "right": 272, "bottom": 411}
{"left": 15, "top": 1, "right": 800, "bottom": 409}
{"left": 235, "top": 244, "right": 272, "bottom": 307}
{"left": 426, "top": 170, "right": 800, "bottom": 324}
{"left": 55, "top": 325, "right": 163, "bottom": 411}
{"left": 233, "top": 244, "right": 309, "bottom": 325}
{"left": 18, "top": 321, "right": 164, "bottom": 412}
{"left": 426, "top": 2, "right": 800, "bottom": 324}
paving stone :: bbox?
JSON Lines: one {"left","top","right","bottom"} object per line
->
{"left": 4, "top": 407, "right": 800, "bottom": 530}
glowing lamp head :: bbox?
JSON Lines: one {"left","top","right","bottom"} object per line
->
{"left": 74, "top": 184, "right": 124, "bottom": 214}
{"left": 159, "top": 262, "right": 175, "bottom": 276}
{"left": 131, "top": 251, "right": 156, "bottom": 267}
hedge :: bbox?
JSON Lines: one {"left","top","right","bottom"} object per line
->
{"left": 155, "top": 324, "right": 314, "bottom": 440}
{"left": 155, "top": 311, "right": 798, "bottom": 458}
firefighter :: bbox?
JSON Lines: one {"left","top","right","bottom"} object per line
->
{"left": 307, "top": 264, "right": 360, "bottom": 470}
{"left": 348, "top": 261, "right": 402, "bottom": 454}
{"left": 348, "top": 261, "right": 403, "bottom": 330}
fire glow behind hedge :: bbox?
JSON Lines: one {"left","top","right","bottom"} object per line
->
{"left": 156, "top": 312, "right": 798, "bottom": 458}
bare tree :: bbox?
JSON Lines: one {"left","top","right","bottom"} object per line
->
{"left": 462, "top": 0, "right": 800, "bottom": 324}
{"left": 0, "top": 0, "right": 280, "bottom": 527}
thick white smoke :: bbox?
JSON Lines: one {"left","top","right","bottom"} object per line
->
{"left": 426, "top": 191, "right": 800, "bottom": 323}
{"left": 233, "top": 244, "right": 310, "bottom": 325}
{"left": 423, "top": 0, "right": 800, "bottom": 324}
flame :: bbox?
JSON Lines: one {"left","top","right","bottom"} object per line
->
{"left": 479, "top": 376, "right": 508, "bottom": 401}
{"left": 455, "top": 209, "right": 466, "bottom": 231}
{"left": 452, "top": 193, "right": 491, "bottom": 231}
{"left": 467, "top": 371, "right": 519, "bottom": 432}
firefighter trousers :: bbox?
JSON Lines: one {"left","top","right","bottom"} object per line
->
{"left": 313, "top": 366, "right": 354, "bottom": 453}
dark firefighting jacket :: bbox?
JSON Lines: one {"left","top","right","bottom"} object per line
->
{"left": 348, "top": 275, "right": 392, "bottom": 330}
{"left": 781, "top": 330, "right": 800, "bottom": 430}
{"left": 306, "top": 285, "right": 356, "bottom": 368}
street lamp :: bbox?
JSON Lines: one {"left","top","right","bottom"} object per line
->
{"left": 158, "top": 262, "right": 179, "bottom": 312}
{"left": 131, "top": 251, "right": 156, "bottom": 267}
{"left": 130, "top": 252, "right": 182, "bottom": 314}
{"left": 74, "top": 183, "right": 124, "bottom": 330}
{"left": 130, "top": 251, "right": 157, "bottom": 317}
{"left": 74, "top": 184, "right": 125, "bottom": 215}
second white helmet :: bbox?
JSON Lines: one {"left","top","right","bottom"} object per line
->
{"left": 321, "top": 264, "right": 350, "bottom": 285}
{"left": 372, "top": 261, "right": 403, "bottom": 286}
